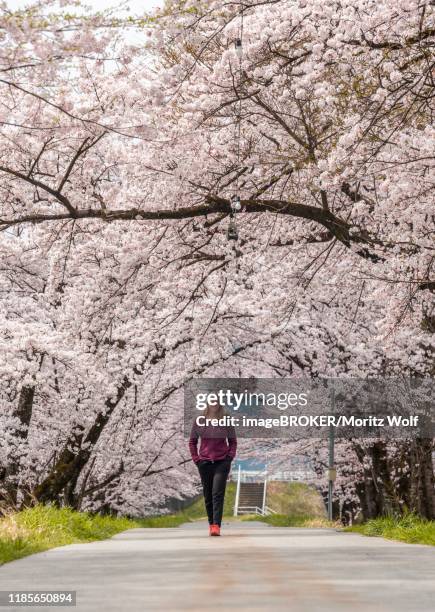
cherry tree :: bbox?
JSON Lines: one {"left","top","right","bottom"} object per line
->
{"left": 0, "top": 0, "right": 433, "bottom": 517}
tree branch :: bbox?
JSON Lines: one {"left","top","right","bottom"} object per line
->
{"left": 0, "top": 166, "right": 77, "bottom": 216}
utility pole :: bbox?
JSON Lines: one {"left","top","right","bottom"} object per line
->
{"left": 262, "top": 467, "right": 268, "bottom": 515}
{"left": 234, "top": 464, "right": 241, "bottom": 517}
{"left": 328, "top": 388, "right": 336, "bottom": 521}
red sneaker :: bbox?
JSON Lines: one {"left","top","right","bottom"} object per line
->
{"left": 210, "top": 524, "right": 221, "bottom": 536}
{"left": 208, "top": 525, "right": 213, "bottom": 536}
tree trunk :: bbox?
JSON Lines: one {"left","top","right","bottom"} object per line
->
{"left": 369, "top": 440, "right": 401, "bottom": 516}
{"left": 352, "top": 442, "right": 380, "bottom": 520}
{"left": 408, "top": 438, "right": 435, "bottom": 519}
{"left": 29, "top": 378, "right": 130, "bottom": 506}
{"left": 1, "top": 385, "right": 35, "bottom": 507}
{"left": 353, "top": 439, "right": 435, "bottom": 521}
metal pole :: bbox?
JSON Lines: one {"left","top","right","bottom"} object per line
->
{"left": 328, "top": 427, "right": 334, "bottom": 520}
{"left": 234, "top": 464, "right": 241, "bottom": 517}
{"left": 262, "top": 469, "right": 268, "bottom": 515}
{"left": 328, "top": 389, "right": 335, "bottom": 521}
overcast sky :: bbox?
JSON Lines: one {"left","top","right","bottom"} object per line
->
{"left": 13, "top": 1, "right": 164, "bottom": 14}
{"left": 85, "top": 0, "right": 164, "bottom": 13}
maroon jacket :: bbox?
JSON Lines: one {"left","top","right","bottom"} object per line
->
{"left": 189, "top": 421, "right": 237, "bottom": 463}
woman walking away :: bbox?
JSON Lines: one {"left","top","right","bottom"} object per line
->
{"left": 189, "top": 403, "right": 237, "bottom": 536}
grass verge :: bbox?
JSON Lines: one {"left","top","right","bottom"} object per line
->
{"left": 241, "top": 513, "right": 337, "bottom": 528}
{"left": 265, "top": 482, "right": 326, "bottom": 517}
{"left": 346, "top": 514, "right": 435, "bottom": 546}
{"left": 0, "top": 504, "right": 192, "bottom": 566}
{"left": 0, "top": 481, "right": 329, "bottom": 565}
{"left": 0, "top": 484, "right": 239, "bottom": 566}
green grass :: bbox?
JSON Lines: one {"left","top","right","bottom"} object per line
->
{"left": 135, "top": 514, "right": 188, "bottom": 528}
{"left": 242, "top": 513, "right": 336, "bottom": 528}
{"left": 238, "top": 482, "right": 330, "bottom": 527}
{"left": 0, "top": 504, "right": 201, "bottom": 566}
{"left": 0, "top": 481, "right": 327, "bottom": 566}
{"left": 265, "top": 482, "right": 326, "bottom": 517}
{"left": 3, "top": 487, "right": 432, "bottom": 568}
{"left": 0, "top": 504, "right": 151, "bottom": 565}
{"left": 346, "top": 514, "right": 435, "bottom": 546}
{"left": 0, "top": 484, "right": 236, "bottom": 566}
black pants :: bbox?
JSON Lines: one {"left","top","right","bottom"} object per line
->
{"left": 197, "top": 458, "right": 232, "bottom": 526}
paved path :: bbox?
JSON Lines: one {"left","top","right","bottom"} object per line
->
{"left": 1, "top": 520, "right": 434, "bottom": 611}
